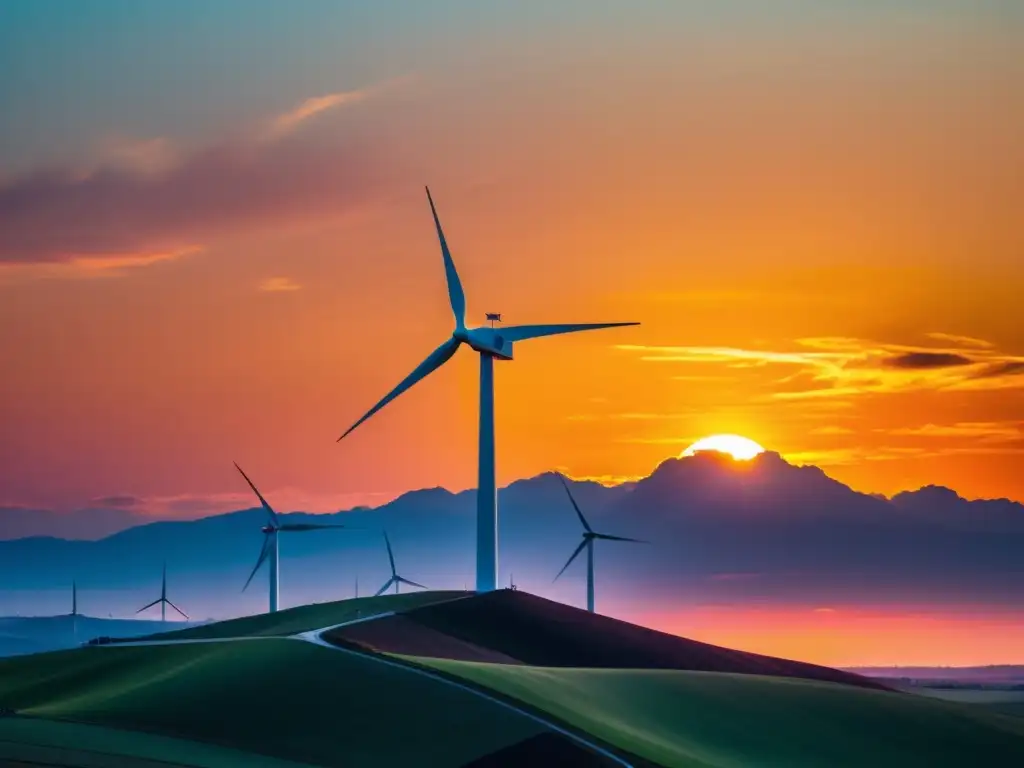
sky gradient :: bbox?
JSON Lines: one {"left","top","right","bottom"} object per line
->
{"left": 2, "top": 2, "right": 1023, "bottom": 665}
{"left": 3, "top": 2, "right": 1022, "bottom": 516}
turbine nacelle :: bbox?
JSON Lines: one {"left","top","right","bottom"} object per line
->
{"left": 462, "top": 326, "right": 514, "bottom": 360}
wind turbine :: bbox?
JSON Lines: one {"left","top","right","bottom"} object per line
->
{"left": 137, "top": 564, "right": 188, "bottom": 623}
{"left": 338, "top": 187, "right": 639, "bottom": 593}
{"left": 375, "top": 531, "right": 426, "bottom": 596}
{"left": 553, "top": 475, "right": 645, "bottom": 613}
{"left": 235, "top": 462, "right": 348, "bottom": 613}
{"left": 70, "top": 581, "right": 79, "bottom": 643}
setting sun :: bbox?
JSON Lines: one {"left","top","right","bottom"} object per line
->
{"left": 682, "top": 434, "right": 765, "bottom": 461}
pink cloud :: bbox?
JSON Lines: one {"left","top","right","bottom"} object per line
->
{"left": 0, "top": 83, "right": 403, "bottom": 269}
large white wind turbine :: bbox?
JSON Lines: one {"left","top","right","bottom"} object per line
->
{"left": 553, "top": 475, "right": 645, "bottom": 613}
{"left": 339, "top": 188, "right": 639, "bottom": 593}
{"left": 235, "top": 462, "right": 349, "bottom": 613}
{"left": 375, "top": 531, "right": 426, "bottom": 596}
{"left": 137, "top": 564, "right": 188, "bottom": 623}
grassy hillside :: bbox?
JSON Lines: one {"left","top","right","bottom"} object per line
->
{"left": 0, "top": 639, "right": 551, "bottom": 767}
{"left": 408, "top": 658, "right": 1024, "bottom": 768}
{"left": 326, "top": 590, "right": 886, "bottom": 691}
{"left": 0, "top": 716, "right": 316, "bottom": 767}
{"left": 122, "top": 590, "right": 467, "bottom": 642}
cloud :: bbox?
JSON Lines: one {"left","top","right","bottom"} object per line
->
{"left": 0, "top": 79, "right": 401, "bottom": 273}
{"left": 882, "top": 352, "right": 974, "bottom": 370}
{"left": 880, "top": 422, "right": 1022, "bottom": 440}
{"left": 925, "top": 332, "right": 994, "bottom": 350}
{"left": 88, "top": 495, "right": 143, "bottom": 509}
{"left": 0, "top": 246, "right": 201, "bottom": 283}
{"left": 262, "top": 90, "right": 370, "bottom": 141}
{"left": 125, "top": 488, "right": 397, "bottom": 519}
{"left": 617, "top": 335, "right": 1024, "bottom": 400}
{"left": 809, "top": 426, "right": 855, "bottom": 436}
{"left": 259, "top": 276, "right": 301, "bottom": 292}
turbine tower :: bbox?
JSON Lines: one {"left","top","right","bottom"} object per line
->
{"left": 236, "top": 462, "right": 348, "bottom": 613}
{"left": 339, "top": 187, "right": 639, "bottom": 592}
{"left": 553, "top": 475, "right": 645, "bottom": 613}
{"left": 137, "top": 564, "right": 188, "bottom": 623}
{"left": 70, "top": 580, "right": 79, "bottom": 643}
{"left": 375, "top": 531, "right": 426, "bottom": 596}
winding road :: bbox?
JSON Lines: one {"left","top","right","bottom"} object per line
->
{"left": 98, "top": 603, "right": 635, "bottom": 767}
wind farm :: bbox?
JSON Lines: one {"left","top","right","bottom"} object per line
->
{"left": 2, "top": 2, "right": 1022, "bottom": 765}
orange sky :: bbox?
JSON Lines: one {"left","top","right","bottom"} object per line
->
{"left": 0, "top": 8, "right": 1022, "bottom": 516}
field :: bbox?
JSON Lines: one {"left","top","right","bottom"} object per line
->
{"left": 2, "top": 590, "right": 1023, "bottom": 767}
{"left": 0, "top": 637, "right": 597, "bottom": 767}
{"left": 408, "top": 659, "right": 1024, "bottom": 768}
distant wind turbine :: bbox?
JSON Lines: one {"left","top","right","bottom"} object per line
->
{"left": 354, "top": 574, "right": 359, "bottom": 599}
{"left": 235, "top": 462, "right": 348, "bottom": 613}
{"left": 375, "top": 531, "right": 426, "bottom": 596}
{"left": 137, "top": 564, "right": 188, "bottom": 623}
{"left": 338, "top": 187, "right": 640, "bottom": 593}
{"left": 553, "top": 475, "right": 645, "bottom": 613}
{"left": 70, "top": 580, "right": 79, "bottom": 643}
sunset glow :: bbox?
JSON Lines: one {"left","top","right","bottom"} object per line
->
{"left": 682, "top": 435, "right": 766, "bottom": 461}
{"left": 1, "top": 3, "right": 1022, "bottom": 667}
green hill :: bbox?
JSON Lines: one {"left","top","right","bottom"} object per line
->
{"left": 407, "top": 658, "right": 1024, "bottom": 767}
{"left": 116, "top": 590, "right": 467, "bottom": 642}
{"left": 0, "top": 639, "right": 572, "bottom": 767}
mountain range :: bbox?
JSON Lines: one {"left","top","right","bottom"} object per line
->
{"left": 2, "top": 451, "right": 1023, "bottom": 621}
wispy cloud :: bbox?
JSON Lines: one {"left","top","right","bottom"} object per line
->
{"left": 261, "top": 90, "right": 370, "bottom": 142}
{"left": 0, "top": 78, "right": 404, "bottom": 276}
{"left": 617, "top": 335, "right": 1024, "bottom": 401}
{"left": 126, "top": 488, "right": 396, "bottom": 518}
{"left": 878, "top": 422, "right": 1023, "bottom": 441}
{"left": 809, "top": 426, "right": 855, "bottom": 436}
{"left": 0, "top": 246, "right": 201, "bottom": 283}
{"left": 925, "top": 332, "right": 995, "bottom": 350}
{"left": 259, "top": 276, "right": 301, "bottom": 293}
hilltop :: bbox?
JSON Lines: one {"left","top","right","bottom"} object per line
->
{"left": 2, "top": 590, "right": 1024, "bottom": 766}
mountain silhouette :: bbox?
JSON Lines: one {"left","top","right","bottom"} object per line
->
{"left": 1, "top": 452, "right": 1022, "bottom": 620}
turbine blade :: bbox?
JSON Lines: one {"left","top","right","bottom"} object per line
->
{"left": 338, "top": 337, "right": 460, "bottom": 441}
{"left": 558, "top": 475, "right": 592, "bottom": 533}
{"left": 278, "top": 523, "right": 347, "bottom": 532}
{"left": 426, "top": 187, "right": 466, "bottom": 329}
{"left": 234, "top": 462, "right": 279, "bottom": 525}
{"left": 166, "top": 599, "right": 189, "bottom": 620}
{"left": 242, "top": 534, "right": 272, "bottom": 593}
{"left": 593, "top": 533, "right": 647, "bottom": 543}
{"left": 397, "top": 576, "right": 427, "bottom": 590}
{"left": 554, "top": 539, "right": 588, "bottom": 582}
{"left": 499, "top": 322, "right": 639, "bottom": 343}
{"left": 375, "top": 577, "right": 396, "bottom": 597}
{"left": 136, "top": 599, "right": 160, "bottom": 614}
{"left": 383, "top": 531, "right": 397, "bottom": 576}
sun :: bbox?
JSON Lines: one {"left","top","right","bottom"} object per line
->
{"left": 682, "top": 434, "right": 765, "bottom": 461}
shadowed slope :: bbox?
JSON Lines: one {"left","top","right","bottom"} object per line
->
{"left": 0, "top": 639, "right": 548, "bottom": 767}
{"left": 412, "top": 660, "right": 1024, "bottom": 768}
{"left": 326, "top": 590, "right": 888, "bottom": 691}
